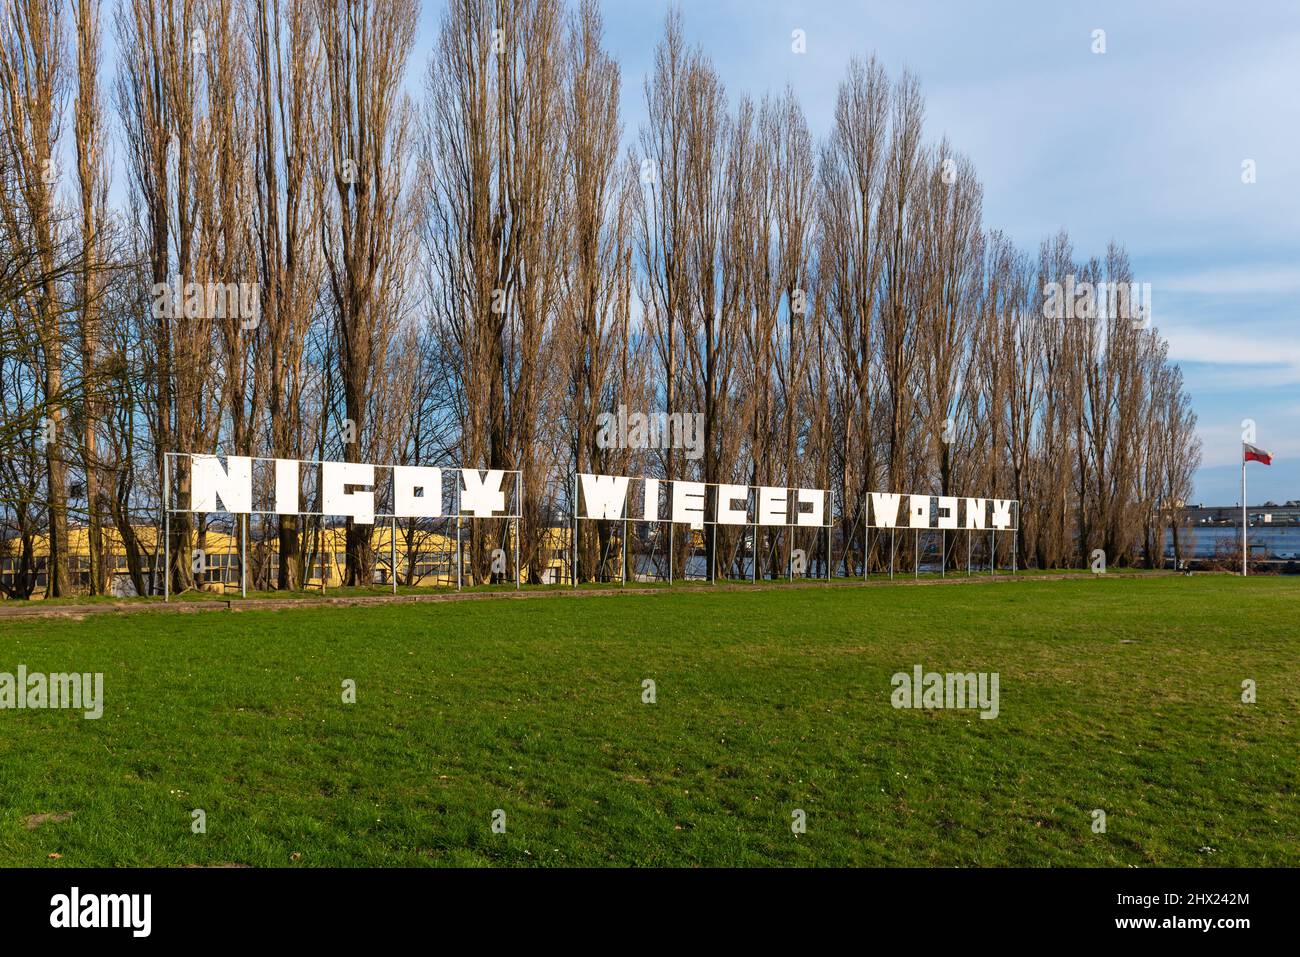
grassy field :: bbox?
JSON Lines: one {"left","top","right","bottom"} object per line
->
{"left": 1, "top": 575, "right": 1296, "bottom": 867}
{"left": 0, "top": 564, "right": 1142, "bottom": 608}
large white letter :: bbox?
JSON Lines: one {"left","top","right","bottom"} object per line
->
{"left": 964, "top": 498, "right": 986, "bottom": 530}
{"left": 322, "top": 462, "right": 375, "bottom": 524}
{"left": 795, "top": 489, "right": 824, "bottom": 527}
{"left": 274, "top": 459, "right": 300, "bottom": 514}
{"left": 716, "top": 484, "right": 749, "bottom": 525}
{"left": 394, "top": 466, "right": 443, "bottom": 518}
{"left": 757, "top": 486, "right": 788, "bottom": 526}
{"left": 908, "top": 495, "right": 932, "bottom": 528}
{"left": 580, "top": 474, "right": 630, "bottom": 520}
{"left": 642, "top": 478, "right": 660, "bottom": 521}
{"left": 460, "top": 470, "right": 506, "bottom": 517}
{"left": 191, "top": 455, "right": 252, "bottom": 513}
{"left": 991, "top": 499, "right": 1014, "bottom": 529}
{"left": 869, "top": 492, "right": 902, "bottom": 528}
{"left": 936, "top": 496, "right": 958, "bottom": 530}
{"left": 671, "top": 481, "right": 707, "bottom": 528}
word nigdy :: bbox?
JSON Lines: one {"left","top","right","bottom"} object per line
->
{"left": 188, "top": 456, "right": 512, "bottom": 524}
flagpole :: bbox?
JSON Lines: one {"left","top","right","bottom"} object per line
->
{"left": 1241, "top": 447, "right": 1247, "bottom": 577}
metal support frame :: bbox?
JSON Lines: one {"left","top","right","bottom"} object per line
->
{"left": 574, "top": 478, "right": 830, "bottom": 588}
{"left": 157, "top": 454, "right": 1035, "bottom": 599}
{"left": 669, "top": 524, "right": 674, "bottom": 585}
{"left": 708, "top": 518, "right": 714, "bottom": 584}
{"left": 163, "top": 455, "right": 170, "bottom": 601}
{"left": 863, "top": 499, "right": 1020, "bottom": 583}
{"left": 1241, "top": 455, "right": 1248, "bottom": 577}
{"left": 162, "top": 454, "right": 521, "bottom": 598}
{"left": 863, "top": 523, "right": 869, "bottom": 582}
{"left": 826, "top": 512, "right": 837, "bottom": 579}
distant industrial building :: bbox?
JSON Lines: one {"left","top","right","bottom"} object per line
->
{"left": 1165, "top": 500, "right": 1300, "bottom": 569}
{"left": 1179, "top": 501, "right": 1300, "bottom": 527}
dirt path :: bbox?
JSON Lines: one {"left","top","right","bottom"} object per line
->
{"left": 0, "top": 570, "right": 1189, "bottom": 621}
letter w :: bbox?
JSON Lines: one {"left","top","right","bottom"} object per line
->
{"left": 580, "top": 474, "right": 630, "bottom": 520}
{"left": 869, "top": 492, "right": 902, "bottom": 528}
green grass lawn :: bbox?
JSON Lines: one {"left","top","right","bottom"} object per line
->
{"left": 1, "top": 575, "right": 1295, "bottom": 867}
{"left": 0, "top": 563, "right": 1156, "bottom": 607}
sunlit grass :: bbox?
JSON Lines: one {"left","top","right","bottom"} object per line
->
{"left": 1, "top": 575, "right": 1295, "bottom": 866}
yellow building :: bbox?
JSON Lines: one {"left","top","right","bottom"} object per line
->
{"left": 2, "top": 523, "right": 572, "bottom": 597}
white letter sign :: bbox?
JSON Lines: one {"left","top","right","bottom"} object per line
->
{"left": 796, "top": 489, "right": 825, "bottom": 527}
{"left": 717, "top": 484, "right": 749, "bottom": 525}
{"left": 394, "top": 466, "right": 443, "bottom": 518}
{"left": 191, "top": 455, "right": 252, "bottom": 514}
{"left": 866, "top": 492, "right": 1016, "bottom": 530}
{"left": 461, "top": 469, "right": 506, "bottom": 517}
{"left": 671, "top": 481, "right": 707, "bottom": 529}
{"left": 757, "top": 487, "right": 788, "bottom": 526}
{"left": 322, "top": 462, "right": 375, "bottom": 524}
{"left": 580, "top": 474, "right": 630, "bottom": 520}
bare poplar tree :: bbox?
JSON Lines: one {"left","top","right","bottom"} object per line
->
{"left": 915, "top": 142, "right": 982, "bottom": 505}
{"left": 249, "top": 0, "right": 325, "bottom": 589}
{"left": 0, "top": 1, "right": 1212, "bottom": 596}
{"left": 0, "top": 0, "right": 71, "bottom": 595}
{"left": 314, "top": 0, "right": 416, "bottom": 585}
{"left": 68, "top": 0, "right": 112, "bottom": 592}
{"left": 817, "top": 56, "right": 888, "bottom": 571}
{"left": 879, "top": 71, "right": 925, "bottom": 494}
{"left": 560, "top": 0, "right": 629, "bottom": 580}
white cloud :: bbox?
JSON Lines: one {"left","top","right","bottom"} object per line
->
{"left": 1154, "top": 265, "right": 1300, "bottom": 296}
{"left": 1164, "top": 326, "right": 1300, "bottom": 368}
{"left": 1196, "top": 424, "right": 1300, "bottom": 468}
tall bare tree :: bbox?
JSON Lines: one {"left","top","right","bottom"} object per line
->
{"left": 0, "top": 0, "right": 71, "bottom": 594}
{"left": 249, "top": 0, "right": 324, "bottom": 589}
{"left": 314, "top": 0, "right": 416, "bottom": 585}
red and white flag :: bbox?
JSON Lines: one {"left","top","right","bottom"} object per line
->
{"left": 1243, "top": 443, "right": 1273, "bottom": 466}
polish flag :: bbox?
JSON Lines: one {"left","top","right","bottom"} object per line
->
{"left": 1243, "top": 443, "right": 1273, "bottom": 466}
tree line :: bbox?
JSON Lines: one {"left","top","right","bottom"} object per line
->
{"left": 0, "top": 0, "right": 1200, "bottom": 597}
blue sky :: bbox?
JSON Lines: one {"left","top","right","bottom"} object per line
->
{"left": 415, "top": 0, "right": 1299, "bottom": 505}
